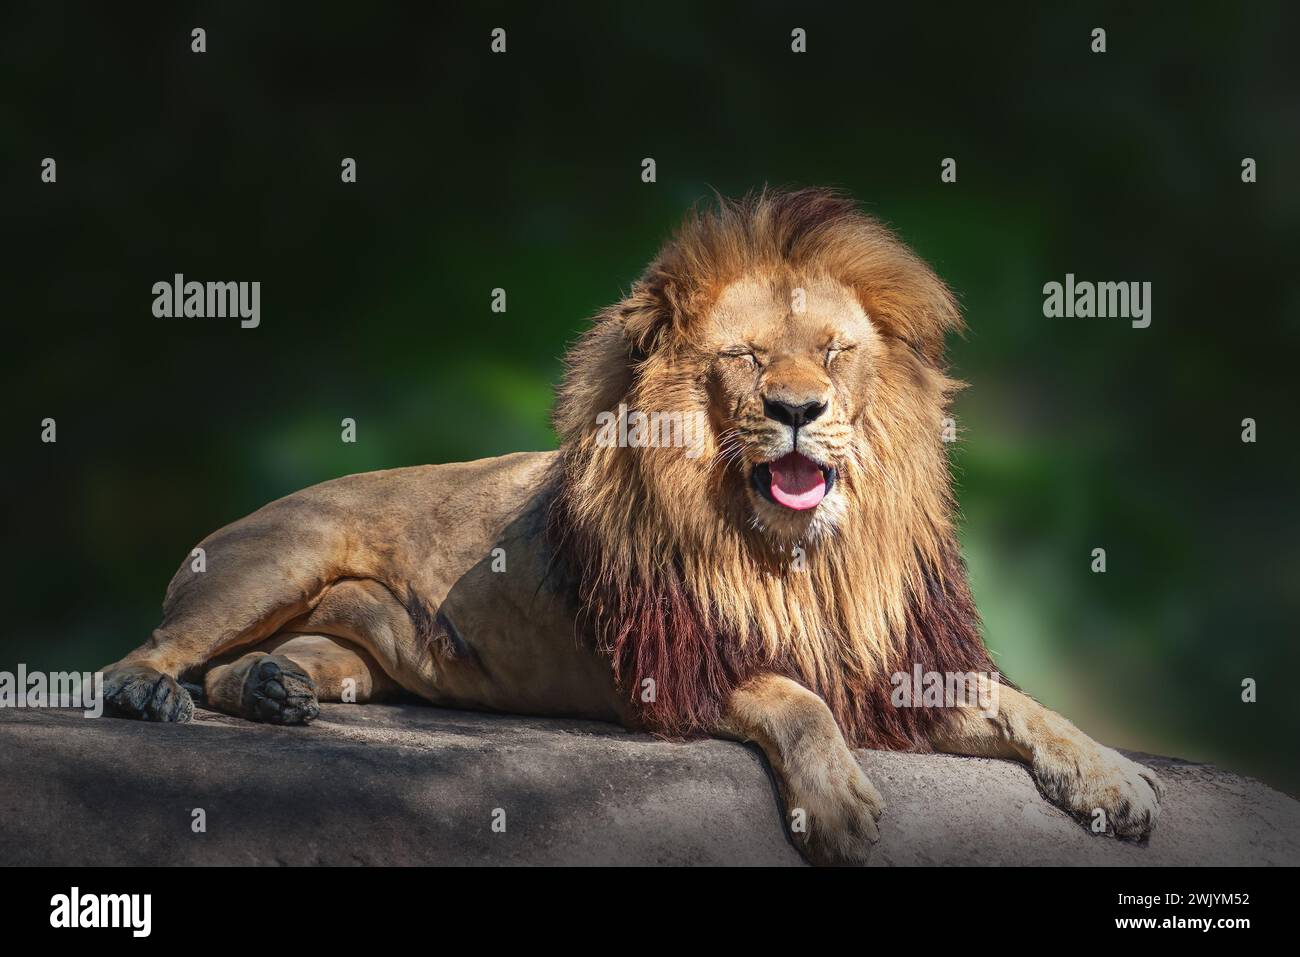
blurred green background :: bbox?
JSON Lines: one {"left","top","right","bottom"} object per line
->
{"left": 3, "top": 2, "right": 1297, "bottom": 793}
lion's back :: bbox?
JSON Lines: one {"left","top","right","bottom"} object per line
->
{"left": 165, "top": 450, "right": 558, "bottom": 612}
{"left": 287, "top": 450, "right": 556, "bottom": 527}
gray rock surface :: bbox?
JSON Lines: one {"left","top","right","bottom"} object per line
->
{"left": 2, "top": 703, "right": 1297, "bottom": 865}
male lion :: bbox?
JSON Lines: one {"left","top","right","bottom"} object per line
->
{"left": 101, "top": 188, "right": 1162, "bottom": 865}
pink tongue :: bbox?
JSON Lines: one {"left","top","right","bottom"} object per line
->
{"left": 769, "top": 453, "right": 826, "bottom": 510}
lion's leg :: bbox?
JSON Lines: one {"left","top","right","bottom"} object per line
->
{"left": 199, "top": 577, "right": 427, "bottom": 724}
{"left": 716, "top": 673, "right": 883, "bottom": 866}
{"left": 929, "top": 685, "right": 1163, "bottom": 838}
{"left": 276, "top": 578, "right": 433, "bottom": 696}
{"left": 101, "top": 515, "right": 352, "bottom": 721}
{"left": 202, "top": 634, "right": 400, "bottom": 724}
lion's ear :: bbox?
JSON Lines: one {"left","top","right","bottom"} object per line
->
{"left": 859, "top": 263, "right": 962, "bottom": 368}
{"left": 618, "top": 278, "right": 676, "bottom": 359}
{"left": 553, "top": 310, "right": 640, "bottom": 443}
{"left": 556, "top": 273, "right": 681, "bottom": 442}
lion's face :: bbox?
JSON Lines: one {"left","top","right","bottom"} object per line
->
{"left": 698, "top": 274, "right": 878, "bottom": 544}
{"left": 557, "top": 187, "right": 959, "bottom": 564}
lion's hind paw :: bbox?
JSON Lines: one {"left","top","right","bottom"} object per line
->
{"left": 103, "top": 665, "right": 194, "bottom": 723}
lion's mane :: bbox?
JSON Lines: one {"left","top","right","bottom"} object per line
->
{"left": 547, "top": 188, "right": 998, "bottom": 750}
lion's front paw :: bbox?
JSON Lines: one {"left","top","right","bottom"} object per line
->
{"left": 1033, "top": 743, "right": 1163, "bottom": 839}
{"left": 785, "top": 751, "right": 884, "bottom": 866}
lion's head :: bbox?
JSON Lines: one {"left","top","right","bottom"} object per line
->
{"left": 549, "top": 188, "right": 994, "bottom": 747}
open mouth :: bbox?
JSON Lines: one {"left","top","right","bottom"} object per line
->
{"left": 751, "top": 452, "right": 836, "bottom": 511}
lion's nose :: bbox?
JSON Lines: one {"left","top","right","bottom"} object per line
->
{"left": 763, "top": 397, "right": 828, "bottom": 429}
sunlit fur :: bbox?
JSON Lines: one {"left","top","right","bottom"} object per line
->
{"left": 548, "top": 188, "right": 997, "bottom": 749}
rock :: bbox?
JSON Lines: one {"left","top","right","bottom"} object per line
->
{"left": 2, "top": 703, "right": 1297, "bottom": 866}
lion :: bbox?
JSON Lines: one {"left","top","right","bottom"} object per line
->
{"left": 101, "top": 188, "right": 1162, "bottom": 865}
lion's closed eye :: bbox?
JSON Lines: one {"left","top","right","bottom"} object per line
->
{"left": 824, "top": 344, "right": 856, "bottom": 367}
{"left": 720, "top": 349, "right": 760, "bottom": 369}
